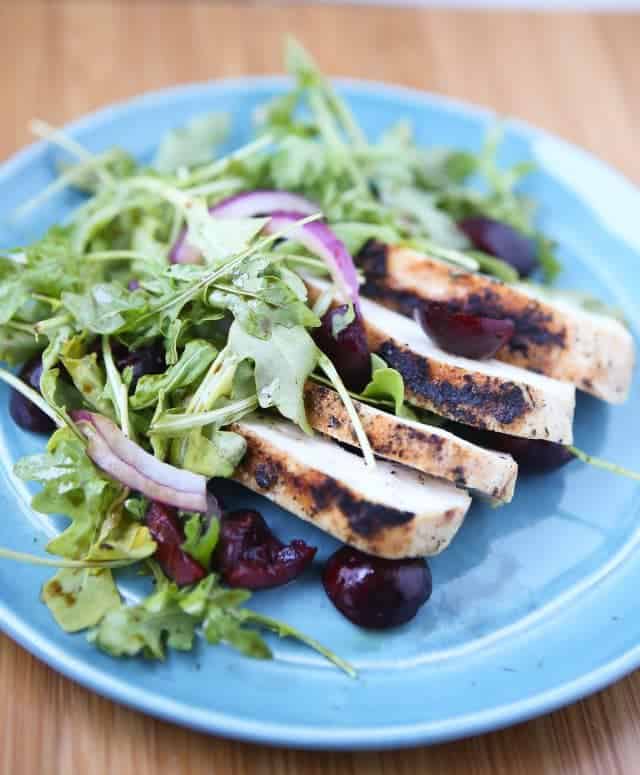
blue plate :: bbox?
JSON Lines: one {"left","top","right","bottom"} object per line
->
{"left": 1, "top": 78, "right": 639, "bottom": 750}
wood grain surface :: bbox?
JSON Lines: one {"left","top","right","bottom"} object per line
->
{"left": 1, "top": 2, "right": 640, "bottom": 773}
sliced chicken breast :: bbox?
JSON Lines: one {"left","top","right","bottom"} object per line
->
{"left": 304, "top": 382, "right": 518, "bottom": 502}
{"left": 358, "top": 242, "right": 634, "bottom": 404}
{"left": 231, "top": 415, "right": 472, "bottom": 558}
{"left": 306, "top": 277, "right": 576, "bottom": 444}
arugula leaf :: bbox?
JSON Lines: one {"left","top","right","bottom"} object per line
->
{"left": 360, "top": 354, "right": 411, "bottom": 417}
{"left": 171, "top": 427, "right": 246, "bottom": 478}
{"left": 208, "top": 276, "right": 319, "bottom": 339}
{"left": 0, "top": 325, "right": 42, "bottom": 365}
{"left": 88, "top": 573, "right": 270, "bottom": 660}
{"left": 182, "top": 205, "right": 269, "bottom": 265}
{"left": 470, "top": 250, "right": 520, "bottom": 284}
{"left": 131, "top": 339, "right": 218, "bottom": 409}
{"left": 330, "top": 222, "right": 400, "bottom": 257}
{"left": 62, "top": 283, "right": 148, "bottom": 335}
{"left": 87, "top": 495, "right": 156, "bottom": 563}
{"left": 0, "top": 275, "right": 30, "bottom": 325}
{"left": 228, "top": 320, "right": 319, "bottom": 433}
{"left": 88, "top": 584, "right": 198, "bottom": 658}
{"left": 182, "top": 514, "right": 220, "bottom": 567}
{"left": 42, "top": 568, "right": 121, "bottom": 632}
{"left": 536, "top": 235, "right": 562, "bottom": 285}
{"left": 60, "top": 335, "right": 114, "bottom": 416}
{"left": 15, "top": 428, "right": 122, "bottom": 559}
{"left": 154, "top": 113, "right": 230, "bottom": 173}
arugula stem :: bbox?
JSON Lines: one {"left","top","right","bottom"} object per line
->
{"left": 308, "top": 92, "right": 367, "bottom": 195}
{"left": 317, "top": 353, "right": 375, "bottom": 468}
{"left": 16, "top": 151, "right": 121, "bottom": 220}
{"left": 413, "top": 239, "right": 479, "bottom": 272}
{"left": 84, "top": 250, "right": 155, "bottom": 263}
{"left": 183, "top": 178, "right": 245, "bottom": 198}
{"left": 241, "top": 609, "right": 356, "bottom": 678}
{"left": 5, "top": 320, "right": 37, "bottom": 335}
{"left": 30, "top": 119, "right": 113, "bottom": 179}
{"left": 150, "top": 396, "right": 258, "bottom": 435}
{"left": 187, "top": 348, "right": 240, "bottom": 415}
{"left": 569, "top": 446, "right": 640, "bottom": 481}
{"left": 0, "top": 546, "right": 135, "bottom": 569}
{"left": 32, "top": 293, "right": 63, "bottom": 309}
{"left": 34, "top": 314, "right": 73, "bottom": 334}
{"left": 0, "top": 367, "right": 64, "bottom": 427}
{"left": 182, "top": 134, "right": 273, "bottom": 187}
{"left": 102, "top": 335, "right": 131, "bottom": 438}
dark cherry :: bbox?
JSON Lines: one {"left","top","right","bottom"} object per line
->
{"left": 416, "top": 301, "right": 515, "bottom": 360}
{"left": 323, "top": 546, "right": 432, "bottom": 630}
{"left": 145, "top": 501, "right": 206, "bottom": 586}
{"left": 452, "top": 425, "right": 575, "bottom": 473}
{"left": 312, "top": 305, "right": 372, "bottom": 392}
{"left": 213, "top": 509, "right": 316, "bottom": 590}
{"left": 459, "top": 216, "right": 538, "bottom": 277}
{"left": 112, "top": 340, "right": 166, "bottom": 390}
{"left": 9, "top": 356, "right": 56, "bottom": 434}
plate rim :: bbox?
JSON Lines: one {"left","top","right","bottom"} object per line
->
{"left": 1, "top": 75, "right": 639, "bottom": 750}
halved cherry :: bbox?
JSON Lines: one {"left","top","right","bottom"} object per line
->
{"left": 459, "top": 216, "right": 538, "bottom": 277}
{"left": 312, "top": 305, "right": 372, "bottom": 392}
{"left": 415, "top": 301, "right": 515, "bottom": 360}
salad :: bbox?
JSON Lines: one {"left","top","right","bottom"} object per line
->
{"left": 0, "top": 40, "right": 637, "bottom": 675}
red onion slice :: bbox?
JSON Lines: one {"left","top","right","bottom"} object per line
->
{"left": 263, "top": 212, "right": 361, "bottom": 314}
{"left": 169, "top": 190, "right": 361, "bottom": 312}
{"left": 170, "top": 190, "right": 318, "bottom": 265}
{"left": 72, "top": 410, "right": 208, "bottom": 512}
{"left": 211, "top": 190, "right": 319, "bottom": 219}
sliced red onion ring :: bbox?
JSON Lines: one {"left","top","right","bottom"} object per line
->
{"left": 211, "top": 190, "right": 319, "bottom": 219}
{"left": 263, "top": 212, "right": 361, "bottom": 314}
{"left": 170, "top": 190, "right": 361, "bottom": 312}
{"left": 170, "top": 190, "right": 318, "bottom": 265}
{"left": 72, "top": 410, "right": 208, "bottom": 512}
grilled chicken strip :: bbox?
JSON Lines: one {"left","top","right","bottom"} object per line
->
{"left": 231, "top": 415, "right": 472, "bottom": 558}
{"left": 358, "top": 242, "right": 634, "bottom": 404}
{"left": 304, "top": 382, "right": 518, "bottom": 502}
{"left": 306, "top": 277, "right": 576, "bottom": 444}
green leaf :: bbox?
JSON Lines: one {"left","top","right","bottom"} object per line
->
{"left": 88, "top": 510, "right": 156, "bottom": 563}
{"left": 154, "top": 113, "right": 230, "bottom": 173}
{"left": 471, "top": 250, "right": 520, "bottom": 284}
{"left": 203, "top": 606, "right": 271, "bottom": 659}
{"left": 60, "top": 335, "right": 114, "bottom": 416}
{"left": 42, "top": 568, "right": 121, "bottom": 632}
{"left": 228, "top": 320, "right": 319, "bottom": 432}
{"left": 360, "top": 354, "right": 409, "bottom": 417}
{"left": 182, "top": 204, "right": 269, "bottom": 265}
{"left": 171, "top": 427, "right": 246, "bottom": 478}
{"left": 62, "top": 283, "right": 148, "bottom": 335}
{"left": 330, "top": 302, "right": 354, "bottom": 337}
{"left": 88, "top": 573, "right": 270, "bottom": 661}
{"left": 88, "top": 587, "right": 198, "bottom": 659}
{"left": 182, "top": 514, "right": 220, "bottom": 568}
{"left": 0, "top": 325, "right": 42, "bottom": 365}
{"left": 331, "top": 222, "right": 400, "bottom": 257}
{"left": 536, "top": 235, "right": 562, "bottom": 285}
{"left": 131, "top": 339, "right": 217, "bottom": 409}
{"left": 15, "top": 428, "right": 122, "bottom": 559}
{"left": 0, "top": 275, "right": 29, "bottom": 325}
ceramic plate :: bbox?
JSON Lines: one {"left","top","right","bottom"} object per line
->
{"left": 1, "top": 78, "right": 639, "bottom": 750}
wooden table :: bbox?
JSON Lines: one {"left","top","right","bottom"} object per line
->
{"left": 1, "top": 2, "right": 639, "bottom": 773}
